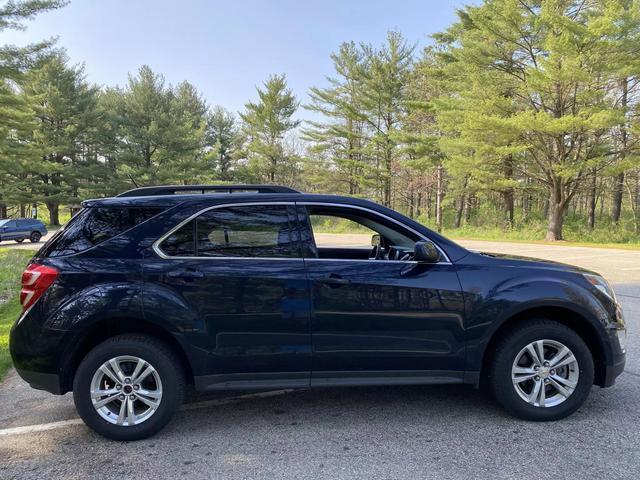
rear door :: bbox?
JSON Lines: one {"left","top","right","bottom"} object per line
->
{"left": 148, "top": 202, "right": 312, "bottom": 390}
{"left": 16, "top": 220, "right": 31, "bottom": 239}
{"left": 296, "top": 203, "right": 466, "bottom": 385}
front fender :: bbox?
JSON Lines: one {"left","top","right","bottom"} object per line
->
{"left": 460, "top": 272, "right": 615, "bottom": 372}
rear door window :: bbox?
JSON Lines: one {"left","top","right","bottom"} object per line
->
{"left": 39, "top": 207, "right": 163, "bottom": 257}
{"left": 158, "top": 204, "right": 299, "bottom": 258}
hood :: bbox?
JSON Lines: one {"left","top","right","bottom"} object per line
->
{"left": 472, "top": 251, "right": 598, "bottom": 276}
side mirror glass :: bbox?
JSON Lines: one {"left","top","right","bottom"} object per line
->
{"left": 414, "top": 240, "right": 440, "bottom": 263}
{"left": 371, "top": 234, "right": 381, "bottom": 247}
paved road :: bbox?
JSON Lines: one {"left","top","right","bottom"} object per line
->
{"left": 0, "top": 230, "right": 55, "bottom": 251}
{"left": 0, "top": 239, "right": 638, "bottom": 479}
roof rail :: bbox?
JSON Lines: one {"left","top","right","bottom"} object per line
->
{"left": 116, "top": 184, "right": 300, "bottom": 197}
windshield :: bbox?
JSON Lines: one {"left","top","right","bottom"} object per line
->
{"left": 0, "top": 219, "right": 9, "bottom": 227}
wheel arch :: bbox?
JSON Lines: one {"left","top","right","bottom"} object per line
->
{"left": 479, "top": 306, "right": 608, "bottom": 388}
{"left": 60, "top": 316, "right": 194, "bottom": 393}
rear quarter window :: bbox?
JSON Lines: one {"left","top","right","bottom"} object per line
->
{"left": 39, "top": 207, "right": 163, "bottom": 257}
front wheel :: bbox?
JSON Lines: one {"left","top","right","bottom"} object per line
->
{"left": 29, "top": 231, "right": 41, "bottom": 242}
{"left": 489, "top": 319, "right": 594, "bottom": 421}
{"left": 73, "top": 334, "right": 185, "bottom": 440}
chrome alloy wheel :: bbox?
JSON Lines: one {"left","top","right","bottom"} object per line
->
{"left": 511, "top": 339, "right": 579, "bottom": 408}
{"left": 90, "top": 356, "right": 163, "bottom": 426}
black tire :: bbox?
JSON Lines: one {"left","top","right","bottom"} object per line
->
{"left": 73, "top": 334, "right": 185, "bottom": 441}
{"left": 15, "top": 238, "right": 24, "bottom": 243}
{"left": 488, "top": 319, "right": 594, "bottom": 421}
{"left": 29, "top": 231, "right": 41, "bottom": 242}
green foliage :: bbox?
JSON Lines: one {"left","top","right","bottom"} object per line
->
{"left": 304, "top": 32, "right": 414, "bottom": 205}
{"left": 19, "top": 52, "right": 100, "bottom": 224}
{"left": 100, "top": 66, "right": 210, "bottom": 189}
{"left": 206, "top": 106, "right": 241, "bottom": 180}
{"left": 432, "top": 0, "right": 640, "bottom": 239}
{"left": 1, "top": 0, "right": 640, "bottom": 246}
{"left": 0, "top": 248, "right": 33, "bottom": 380}
{"left": 240, "top": 74, "right": 300, "bottom": 183}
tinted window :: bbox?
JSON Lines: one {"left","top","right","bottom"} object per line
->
{"left": 159, "top": 205, "right": 298, "bottom": 258}
{"left": 159, "top": 221, "right": 195, "bottom": 256}
{"left": 40, "top": 207, "right": 163, "bottom": 257}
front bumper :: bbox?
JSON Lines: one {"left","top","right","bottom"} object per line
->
{"left": 602, "top": 353, "right": 626, "bottom": 387}
{"left": 14, "top": 368, "right": 63, "bottom": 394}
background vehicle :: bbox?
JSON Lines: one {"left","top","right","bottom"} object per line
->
{"left": 0, "top": 218, "right": 47, "bottom": 244}
{"left": 9, "top": 185, "right": 626, "bottom": 440}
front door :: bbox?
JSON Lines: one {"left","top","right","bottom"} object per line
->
{"left": 297, "top": 203, "right": 465, "bottom": 386}
{"left": 149, "top": 203, "right": 311, "bottom": 390}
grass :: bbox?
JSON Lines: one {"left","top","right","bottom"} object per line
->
{"left": 0, "top": 248, "right": 35, "bottom": 380}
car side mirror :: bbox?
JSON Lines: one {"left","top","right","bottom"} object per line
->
{"left": 414, "top": 240, "right": 440, "bottom": 263}
{"left": 371, "top": 234, "right": 381, "bottom": 247}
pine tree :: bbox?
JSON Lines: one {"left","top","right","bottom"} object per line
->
{"left": 240, "top": 74, "right": 300, "bottom": 183}
{"left": 21, "top": 52, "right": 100, "bottom": 225}
{"left": 205, "top": 106, "right": 240, "bottom": 181}
{"left": 100, "top": 66, "right": 208, "bottom": 188}
{"left": 432, "top": 0, "right": 640, "bottom": 240}
{"left": 358, "top": 31, "right": 414, "bottom": 207}
{"left": 304, "top": 42, "right": 370, "bottom": 195}
{"left": 0, "top": 0, "right": 67, "bottom": 218}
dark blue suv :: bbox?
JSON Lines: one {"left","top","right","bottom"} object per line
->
{"left": 10, "top": 185, "right": 626, "bottom": 440}
{"left": 0, "top": 218, "right": 47, "bottom": 244}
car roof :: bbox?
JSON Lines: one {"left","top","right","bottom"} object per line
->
{"left": 83, "top": 192, "right": 366, "bottom": 208}
{"left": 82, "top": 192, "right": 470, "bottom": 262}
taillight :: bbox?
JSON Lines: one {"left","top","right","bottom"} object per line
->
{"left": 20, "top": 263, "right": 59, "bottom": 311}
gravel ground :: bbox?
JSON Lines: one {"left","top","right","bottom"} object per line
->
{"left": 0, "top": 239, "right": 638, "bottom": 480}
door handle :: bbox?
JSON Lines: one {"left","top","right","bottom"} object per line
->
{"left": 166, "top": 268, "right": 204, "bottom": 280}
{"left": 320, "top": 273, "right": 351, "bottom": 288}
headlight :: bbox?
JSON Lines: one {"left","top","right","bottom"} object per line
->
{"left": 583, "top": 273, "right": 616, "bottom": 301}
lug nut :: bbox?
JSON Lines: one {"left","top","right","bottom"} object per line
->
{"left": 124, "top": 378, "right": 131, "bottom": 384}
{"left": 133, "top": 385, "right": 140, "bottom": 390}
{"left": 534, "top": 376, "right": 540, "bottom": 381}
{"left": 544, "top": 378, "right": 550, "bottom": 384}
{"left": 119, "top": 394, "right": 125, "bottom": 400}
{"left": 116, "top": 384, "right": 122, "bottom": 390}
{"left": 543, "top": 362, "right": 550, "bottom": 367}
{"left": 534, "top": 366, "right": 540, "bottom": 371}
{"left": 550, "top": 369, "right": 555, "bottom": 375}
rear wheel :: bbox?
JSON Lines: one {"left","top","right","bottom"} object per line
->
{"left": 29, "top": 231, "right": 41, "bottom": 242}
{"left": 15, "top": 238, "right": 24, "bottom": 243}
{"left": 488, "top": 319, "right": 594, "bottom": 421}
{"left": 73, "top": 334, "right": 185, "bottom": 440}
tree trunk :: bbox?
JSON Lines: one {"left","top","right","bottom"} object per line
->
{"left": 522, "top": 185, "right": 530, "bottom": 221}
{"left": 502, "top": 155, "right": 514, "bottom": 229}
{"left": 0, "top": 203, "right": 7, "bottom": 219}
{"left": 464, "top": 195, "right": 472, "bottom": 223}
{"left": 502, "top": 190, "right": 514, "bottom": 229}
{"left": 435, "top": 165, "right": 444, "bottom": 232}
{"left": 546, "top": 179, "right": 569, "bottom": 241}
{"left": 612, "top": 172, "right": 624, "bottom": 223}
{"left": 46, "top": 202, "right": 60, "bottom": 226}
{"left": 454, "top": 194, "right": 465, "bottom": 228}
{"left": 546, "top": 201, "right": 566, "bottom": 241}
{"left": 612, "top": 78, "right": 628, "bottom": 224}
{"left": 588, "top": 169, "right": 597, "bottom": 230}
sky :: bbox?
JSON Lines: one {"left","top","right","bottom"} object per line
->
{"left": 2, "top": 0, "right": 469, "bottom": 121}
